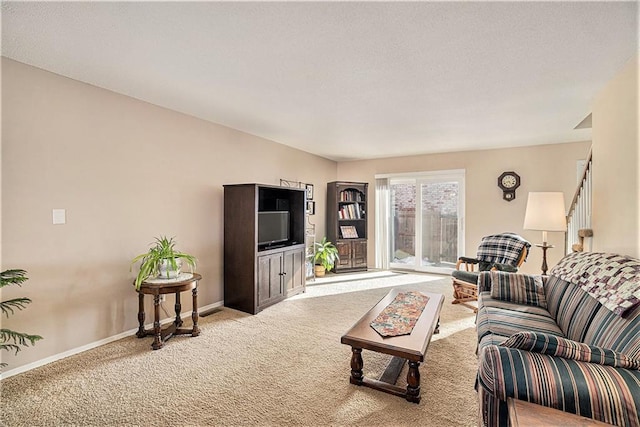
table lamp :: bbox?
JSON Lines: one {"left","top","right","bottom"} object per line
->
{"left": 523, "top": 192, "right": 566, "bottom": 275}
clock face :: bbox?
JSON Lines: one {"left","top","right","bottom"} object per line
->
{"left": 501, "top": 175, "right": 518, "bottom": 189}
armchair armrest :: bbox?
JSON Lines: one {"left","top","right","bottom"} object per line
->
{"left": 492, "top": 263, "right": 518, "bottom": 273}
{"left": 455, "top": 256, "right": 480, "bottom": 272}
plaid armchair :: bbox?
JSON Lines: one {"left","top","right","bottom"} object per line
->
{"left": 451, "top": 232, "right": 531, "bottom": 312}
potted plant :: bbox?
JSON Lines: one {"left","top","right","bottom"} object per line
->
{"left": 130, "top": 236, "right": 197, "bottom": 290}
{"left": 314, "top": 237, "right": 339, "bottom": 277}
{"left": 1, "top": 269, "right": 42, "bottom": 368}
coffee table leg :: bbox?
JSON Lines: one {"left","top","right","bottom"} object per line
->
{"left": 350, "top": 347, "right": 364, "bottom": 385}
{"left": 434, "top": 317, "right": 441, "bottom": 334}
{"left": 406, "top": 361, "right": 421, "bottom": 403}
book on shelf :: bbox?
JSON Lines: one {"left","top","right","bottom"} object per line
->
{"left": 340, "top": 225, "right": 359, "bottom": 239}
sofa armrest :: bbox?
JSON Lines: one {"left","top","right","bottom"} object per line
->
{"left": 501, "top": 332, "right": 640, "bottom": 369}
{"left": 478, "top": 271, "right": 492, "bottom": 292}
{"left": 477, "top": 344, "right": 640, "bottom": 427}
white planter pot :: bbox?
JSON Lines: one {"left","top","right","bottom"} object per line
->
{"left": 158, "top": 258, "right": 182, "bottom": 279}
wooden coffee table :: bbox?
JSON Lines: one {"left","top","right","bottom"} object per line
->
{"left": 340, "top": 288, "right": 444, "bottom": 403}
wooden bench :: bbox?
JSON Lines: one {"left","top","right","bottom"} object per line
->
{"left": 340, "top": 288, "right": 444, "bottom": 403}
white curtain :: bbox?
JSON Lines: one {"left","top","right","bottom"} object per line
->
{"left": 375, "top": 178, "right": 390, "bottom": 270}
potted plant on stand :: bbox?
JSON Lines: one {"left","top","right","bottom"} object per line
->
{"left": 314, "top": 237, "right": 339, "bottom": 277}
{"left": 130, "top": 236, "right": 197, "bottom": 290}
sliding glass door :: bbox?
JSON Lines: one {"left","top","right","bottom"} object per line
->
{"left": 389, "top": 170, "right": 464, "bottom": 274}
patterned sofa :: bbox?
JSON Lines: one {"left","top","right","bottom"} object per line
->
{"left": 475, "top": 252, "right": 640, "bottom": 427}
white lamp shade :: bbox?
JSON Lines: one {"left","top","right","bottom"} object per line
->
{"left": 523, "top": 192, "right": 566, "bottom": 231}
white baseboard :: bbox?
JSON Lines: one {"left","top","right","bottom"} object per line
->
{"left": 1, "top": 300, "right": 224, "bottom": 380}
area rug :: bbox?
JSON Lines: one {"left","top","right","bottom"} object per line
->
{"left": 0, "top": 273, "right": 479, "bottom": 426}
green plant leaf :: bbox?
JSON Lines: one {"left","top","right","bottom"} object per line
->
{"left": 1, "top": 297, "right": 32, "bottom": 318}
{"left": 0, "top": 269, "right": 27, "bottom": 288}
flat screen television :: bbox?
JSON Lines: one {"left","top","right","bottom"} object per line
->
{"left": 258, "top": 211, "right": 290, "bottom": 246}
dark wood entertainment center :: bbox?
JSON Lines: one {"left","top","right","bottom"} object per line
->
{"left": 223, "top": 183, "right": 306, "bottom": 314}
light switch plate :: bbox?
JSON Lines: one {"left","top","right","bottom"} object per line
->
{"left": 52, "top": 209, "right": 66, "bottom": 225}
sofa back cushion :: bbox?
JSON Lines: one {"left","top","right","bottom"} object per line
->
{"left": 584, "top": 301, "right": 640, "bottom": 358}
{"left": 546, "top": 274, "right": 640, "bottom": 357}
{"left": 490, "top": 271, "right": 547, "bottom": 308}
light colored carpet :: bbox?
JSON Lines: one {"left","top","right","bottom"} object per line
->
{"left": 0, "top": 273, "right": 479, "bottom": 426}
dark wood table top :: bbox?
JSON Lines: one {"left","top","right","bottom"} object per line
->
{"left": 341, "top": 288, "right": 445, "bottom": 362}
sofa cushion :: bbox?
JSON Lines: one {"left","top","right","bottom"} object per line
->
{"left": 479, "top": 292, "right": 552, "bottom": 317}
{"left": 477, "top": 305, "right": 564, "bottom": 342}
{"left": 545, "top": 275, "right": 606, "bottom": 343}
{"left": 451, "top": 269, "right": 480, "bottom": 285}
{"left": 501, "top": 332, "right": 640, "bottom": 370}
{"left": 545, "top": 274, "right": 640, "bottom": 356}
{"left": 478, "top": 345, "right": 640, "bottom": 427}
{"left": 489, "top": 271, "right": 547, "bottom": 308}
{"left": 584, "top": 300, "right": 640, "bottom": 359}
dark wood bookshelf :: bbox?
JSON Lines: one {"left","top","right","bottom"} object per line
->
{"left": 327, "top": 181, "right": 368, "bottom": 273}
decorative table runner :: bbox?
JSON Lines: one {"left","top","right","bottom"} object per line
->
{"left": 370, "top": 291, "right": 430, "bottom": 337}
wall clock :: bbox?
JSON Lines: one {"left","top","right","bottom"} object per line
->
{"left": 498, "top": 171, "right": 520, "bottom": 201}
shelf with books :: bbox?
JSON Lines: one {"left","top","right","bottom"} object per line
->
{"left": 337, "top": 202, "right": 365, "bottom": 220}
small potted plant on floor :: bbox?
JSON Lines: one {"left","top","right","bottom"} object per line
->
{"left": 130, "top": 236, "right": 197, "bottom": 290}
{"left": 314, "top": 237, "right": 339, "bottom": 277}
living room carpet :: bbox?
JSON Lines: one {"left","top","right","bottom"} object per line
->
{"left": 0, "top": 273, "right": 479, "bottom": 426}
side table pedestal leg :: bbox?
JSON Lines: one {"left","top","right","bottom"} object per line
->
{"left": 136, "top": 293, "right": 146, "bottom": 338}
{"left": 192, "top": 286, "right": 201, "bottom": 336}
{"left": 151, "top": 294, "right": 163, "bottom": 350}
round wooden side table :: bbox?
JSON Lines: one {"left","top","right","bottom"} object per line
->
{"left": 135, "top": 273, "right": 202, "bottom": 350}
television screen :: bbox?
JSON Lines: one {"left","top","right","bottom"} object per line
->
{"left": 258, "top": 211, "right": 290, "bottom": 246}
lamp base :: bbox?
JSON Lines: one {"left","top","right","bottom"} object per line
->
{"left": 535, "top": 243, "right": 554, "bottom": 275}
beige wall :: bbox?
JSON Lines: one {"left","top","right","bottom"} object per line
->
{"left": 591, "top": 56, "right": 639, "bottom": 258}
{"left": 338, "top": 141, "right": 591, "bottom": 275}
{"left": 1, "top": 59, "right": 336, "bottom": 371}
{"left": 3, "top": 53, "right": 634, "bottom": 374}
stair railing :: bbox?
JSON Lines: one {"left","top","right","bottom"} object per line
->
{"left": 566, "top": 148, "right": 593, "bottom": 253}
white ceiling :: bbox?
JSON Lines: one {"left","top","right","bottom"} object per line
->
{"left": 2, "top": 1, "right": 638, "bottom": 161}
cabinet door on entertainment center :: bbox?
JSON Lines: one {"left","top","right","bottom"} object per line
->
{"left": 257, "top": 253, "right": 284, "bottom": 308}
{"left": 283, "top": 248, "right": 305, "bottom": 296}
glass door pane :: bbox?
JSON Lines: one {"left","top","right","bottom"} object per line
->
{"left": 388, "top": 171, "right": 464, "bottom": 274}
{"left": 419, "top": 180, "right": 459, "bottom": 272}
{"left": 390, "top": 181, "right": 416, "bottom": 268}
